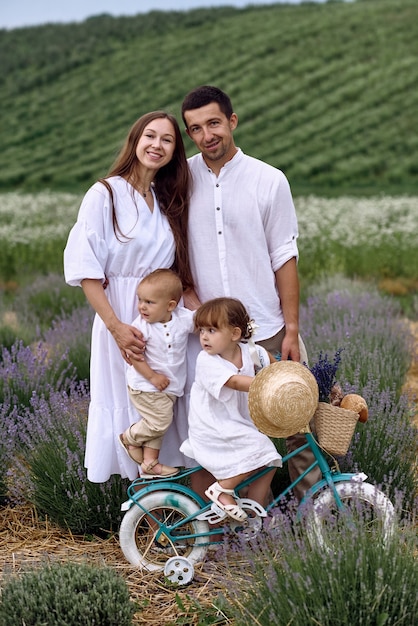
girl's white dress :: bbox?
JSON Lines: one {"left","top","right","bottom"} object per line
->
{"left": 64, "top": 177, "right": 189, "bottom": 482}
{"left": 180, "top": 344, "right": 282, "bottom": 479}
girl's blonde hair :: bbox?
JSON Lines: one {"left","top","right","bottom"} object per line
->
{"left": 194, "top": 297, "right": 252, "bottom": 340}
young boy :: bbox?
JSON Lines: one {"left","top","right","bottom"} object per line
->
{"left": 119, "top": 269, "right": 194, "bottom": 478}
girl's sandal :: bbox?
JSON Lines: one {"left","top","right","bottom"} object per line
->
{"left": 205, "top": 481, "right": 248, "bottom": 522}
{"left": 140, "top": 459, "right": 179, "bottom": 479}
{"left": 118, "top": 433, "right": 144, "bottom": 464}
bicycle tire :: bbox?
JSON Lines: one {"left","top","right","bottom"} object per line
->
{"left": 304, "top": 481, "right": 396, "bottom": 550}
{"left": 119, "top": 491, "right": 209, "bottom": 571}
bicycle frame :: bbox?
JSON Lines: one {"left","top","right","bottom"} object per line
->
{"left": 122, "top": 431, "right": 367, "bottom": 546}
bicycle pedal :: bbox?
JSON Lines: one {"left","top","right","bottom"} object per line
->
{"left": 237, "top": 498, "right": 267, "bottom": 517}
{"left": 197, "top": 504, "right": 228, "bottom": 524}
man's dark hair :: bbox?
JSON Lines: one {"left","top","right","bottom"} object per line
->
{"left": 181, "top": 85, "right": 233, "bottom": 127}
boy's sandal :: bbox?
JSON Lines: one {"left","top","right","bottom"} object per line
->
{"left": 205, "top": 481, "right": 248, "bottom": 522}
{"left": 140, "top": 459, "right": 179, "bottom": 479}
{"left": 118, "top": 433, "right": 144, "bottom": 464}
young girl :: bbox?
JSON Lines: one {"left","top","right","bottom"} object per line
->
{"left": 180, "top": 297, "right": 282, "bottom": 522}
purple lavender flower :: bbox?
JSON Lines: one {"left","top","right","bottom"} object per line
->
{"left": 309, "top": 349, "right": 343, "bottom": 402}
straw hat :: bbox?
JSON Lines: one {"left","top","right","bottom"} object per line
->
{"left": 248, "top": 361, "right": 319, "bottom": 438}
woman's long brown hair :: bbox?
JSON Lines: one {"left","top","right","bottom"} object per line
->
{"left": 99, "top": 111, "right": 193, "bottom": 291}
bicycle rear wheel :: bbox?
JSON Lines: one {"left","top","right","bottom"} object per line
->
{"left": 119, "top": 491, "right": 209, "bottom": 572}
{"left": 304, "top": 481, "right": 396, "bottom": 550}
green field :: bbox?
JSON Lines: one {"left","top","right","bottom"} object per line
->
{"left": 0, "top": 0, "right": 417, "bottom": 194}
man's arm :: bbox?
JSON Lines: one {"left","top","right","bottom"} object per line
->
{"left": 274, "top": 257, "right": 300, "bottom": 362}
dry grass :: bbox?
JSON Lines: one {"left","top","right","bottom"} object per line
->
{"left": 0, "top": 503, "right": 237, "bottom": 625}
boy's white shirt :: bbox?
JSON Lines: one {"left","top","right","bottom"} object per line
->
{"left": 126, "top": 307, "right": 194, "bottom": 396}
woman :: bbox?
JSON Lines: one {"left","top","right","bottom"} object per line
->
{"left": 64, "top": 111, "right": 193, "bottom": 483}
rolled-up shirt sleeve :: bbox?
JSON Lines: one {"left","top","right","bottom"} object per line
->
{"left": 270, "top": 238, "right": 299, "bottom": 273}
{"left": 264, "top": 171, "right": 299, "bottom": 272}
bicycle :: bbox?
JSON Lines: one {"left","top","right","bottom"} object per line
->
{"left": 119, "top": 429, "right": 396, "bottom": 584}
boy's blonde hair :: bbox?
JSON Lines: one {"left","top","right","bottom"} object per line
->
{"left": 139, "top": 269, "right": 183, "bottom": 303}
{"left": 194, "top": 297, "right": 252, "bottom": 340}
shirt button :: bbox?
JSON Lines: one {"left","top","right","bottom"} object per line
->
{"left": 218, "top": 231, "right": 222, "bottom": 235}
{"left": 216, "top": 183, "right": 219, "bottom": 187}
{"left": 216, "top": 207, "right": 220, "bottom": 211}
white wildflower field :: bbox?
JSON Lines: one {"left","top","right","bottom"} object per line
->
{"left": 0, "top": 192, "right": 417, "bottom": 285}
{"left": 295, "top": 195, "right": 418, "bottom": 248}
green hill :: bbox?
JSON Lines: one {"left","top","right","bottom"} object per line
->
{"left": 0, "top": 0, "right": 417, "bottom": 195}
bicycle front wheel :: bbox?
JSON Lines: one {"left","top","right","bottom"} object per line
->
{"left": 119, "top": 491, "right": 209, "bottom": 572}
{"left": 304, "top": 481, "right": 396, "bottom": 550}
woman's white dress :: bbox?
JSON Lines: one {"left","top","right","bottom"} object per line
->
{"left": 64, "top": 177, "right": 189, "bottom": 482}
{"left": 180, "top": 344, "right": 282, "bottom": 479}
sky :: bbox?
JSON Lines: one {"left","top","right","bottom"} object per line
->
{"left": 1, "top": 0, "right": 329, "bottom": 30}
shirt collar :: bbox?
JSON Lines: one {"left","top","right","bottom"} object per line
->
{"left": 199, "top": 147, "right": 243, "bottom": 175}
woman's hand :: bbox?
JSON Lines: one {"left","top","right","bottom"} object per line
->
{"left": 109, "top": 320, "right": 146, "bottom": 365}
{"left": 81, "top": 278, "right": 146, "bottom": 365}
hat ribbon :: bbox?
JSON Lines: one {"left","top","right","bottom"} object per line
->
{"left": 247, "top": 320, "right": 261, "bottom": 368}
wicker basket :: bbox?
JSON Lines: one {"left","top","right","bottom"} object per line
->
{"left": 313, "top": 402, "right": 359, "bottom": 455}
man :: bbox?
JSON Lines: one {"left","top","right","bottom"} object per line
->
{"left": 181, "top": 85, "right": 320, "bottom": 500}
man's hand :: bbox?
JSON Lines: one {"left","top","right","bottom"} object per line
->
{"left": 280, "top": 330, "right": 300, "bottom": 362}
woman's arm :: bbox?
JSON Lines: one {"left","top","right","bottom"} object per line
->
{"left": 182, "top": 287, "right": 201, "bottom": 311}
{"left": 81, "top": 278, "right": 145, "bottom": 364}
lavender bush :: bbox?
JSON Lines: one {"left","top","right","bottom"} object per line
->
{"left": 42, "top": 304, "right": 93, "bottom": 383}
{"left": 0, "top": 561, "right": 136, "bottom": 625}
{"left": 301, "top": 276, "right": 412, "bottom": 391}
{"left": 0, "top": 340, "right": 75, "bottom": 409}
{"left": 221, "top": 514, "right": 417, "bottom": 625}
{"left": 0, "top": 273, "right": 416, "bottom": 535}
{"left": 7, "top": 384, "right": 128, "bottom": 534}
{"left": 301, "top": 276, "right": 417, "bottom": 505}
{"left": 0, "top": 276, "right": 124, "bottom": 534}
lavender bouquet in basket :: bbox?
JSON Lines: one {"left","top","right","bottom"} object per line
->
{"left": 309, "top": 349, "right": 344, "bottom": 404}
{"left": 309, "top": 348, "right": 368, "bottom": 421}
{"left": 309, "top": 350, "right": 368, "bottom": 456}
